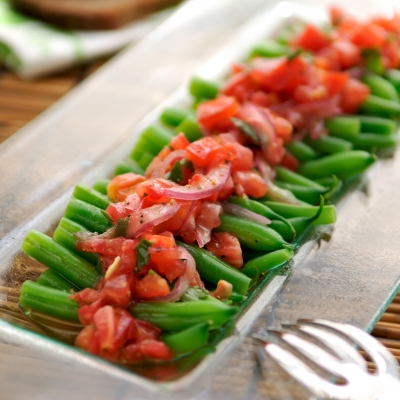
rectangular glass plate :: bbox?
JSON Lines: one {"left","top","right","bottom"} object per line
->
{"left": 1, "top": 0, "right": 400, "bottom": 399}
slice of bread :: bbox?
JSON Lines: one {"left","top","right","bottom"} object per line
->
{"left": 11, "top": 0, "right": 180, "bottom": 30}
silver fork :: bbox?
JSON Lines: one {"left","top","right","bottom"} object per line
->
{"left": 254, "top": 319, "right": 400, "bottom": 400}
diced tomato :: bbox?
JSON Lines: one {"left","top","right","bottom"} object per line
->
{"left": 149, "top": 246, "right": 187, "bottom": 281}
{"left": 134, "top": 319, "right": 161, "bottom": 343}
{"left": 170, "top": 133, "right": 190, "bottom": 150}
{"left": 323, "top": 71, "right": 349, "bottom": 96}
{"left": 152, "top": 200, "right": 193, "bottom": 235}
{"left": 224, "top": 142, "right": 254, "bottom": 172}
{"left": 280, "top": 151, "right": 299, "bottom": 171}
{"left": 78, "top": 301, "right": 102, "bottom": 326}
{"left": 120, "top": 343, "right": 145, "bottom": 363}
{"left": 221, "top": 71, "right": 255, "bottom": 103}
{"left": 332, "top": 40, "right": 361, "bottom": 69}
{"left": 250, "top": 91, "right": 280, "bottom": 107}
{"left": 140, "top": 340, "right": 173, "bottom": 361}
{"left": 340, "top": 78, "right": 370, "bottom": 114}
{"left": 268, "top": 111, "right": 293, "bottom": 143}
{"left": 217, "top": 175, "right": 234, "bottom": 201}
{"left": 133, "top": 272, "right": 170, "bottom": 299}
{"left": 313, "top": 46, "right": 341, "bottom": 71}
{"left": 106, "top": 193, "right": 142, "bottom": 222}
{"left": 75, "top": 325, "right": 96, "bottom": 351}
{"left": 348, "top": 23, "right": 387, "bottom": 49}
{"left": 294, "top": 25, "right": 331, "bottom": 51}
{"left": 100, "top": 274, "right": 133, "bottom": 307}
{"left": 195, "top": 201, "right": 222, "bottom": 247}
{"left": 232, "top": 171, "right": 268, "bottom": 198}
{"left": 107, "top": 173, "right": 146, "bottom": 203}
{"left": 145, "top": 234, "right": 175, "bottom": 249}
{"left": 293, "top": 84, "right": 328, "bottom": 104}
{"left": 206, "top": 232, "right": 243, "bottom": 268}
{"left": 185, "top": 136, "right": 231, "bottom": 167}
{"left": 372, "top": 15, "right": 400, "bottom": 33}
{"left": 197, "top": 97, "right": 240, "bottom": 130}
{"left": 70, "top": 288, "right": 100, "bottom": 306}
{"left": 77, "top": 237, "right": 137, "bottom": 256}
{"left": 135, "top": 179, "right": 177, "bottom": 207}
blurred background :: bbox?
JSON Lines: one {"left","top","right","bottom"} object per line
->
{"left": 0, "top": 0, "right": 182, "bottom": 143}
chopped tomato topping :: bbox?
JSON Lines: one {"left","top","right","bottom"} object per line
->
{"left": 280, "top": 151, "right": 299, "bottom": 171}
{"left": 170, "top": 132, "right": 190, "bottom": 150}
{"left": 232, "top": 171, "right": 268, "bottom": 198}
{"left": 107, "top": 173, "right": 146, "bottom": 203}
{"left": 209, "top": 280, "right": 233, "bottom": 300}
{"left": 133, "top": 272, "right": 170, "bottom": 299}
{"left": 197, "top": 97, "right": 240, "bottom": 130}
{"left": 340, "top": 78, "right": 370, "bottom": 114}
{"left": 206, "top": 232, "right": 243, "bottom": 268}
{"left": 293, "top": 25, "right": 331, "bottom": 51}
{"left": 185, "top": 136, "right": 231, "bottom": 167}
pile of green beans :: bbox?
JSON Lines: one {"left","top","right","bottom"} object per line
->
{"left": 19, "top": 34, "right": 400, "bottom": 366}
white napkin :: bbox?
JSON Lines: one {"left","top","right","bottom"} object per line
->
{"left": 0, "top": 0, "right": 171, "bottom": 79}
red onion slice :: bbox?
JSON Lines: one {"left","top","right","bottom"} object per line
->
{"left": 141, "top": 247, "right": 200, "bottom": 302}
{"left": 126, "top": 202, "right": 180, "bottom": 238}
{"left": 222, "top": 201, "right": 271, "bottom": 225}
{"left": 151, "top": 150, "right": 186, "bottom": 179}
{"left": 160, "top": 162, "right": 231, "bottom": 200}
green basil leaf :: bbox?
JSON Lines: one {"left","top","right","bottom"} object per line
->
{"left": 166, "top": 159, "right": 194, "bottom": 184}
{"left": 135, "top": 239, "right": 152, "bottom": 272}
{"left": 231, "top": 117, "right": 260, "bottom": 145}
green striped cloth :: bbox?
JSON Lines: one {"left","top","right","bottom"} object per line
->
{"left": 0, "top": 0, "right": 171, "bottom": 79}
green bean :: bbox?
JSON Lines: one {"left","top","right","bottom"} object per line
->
{"left": 20, "top": 281, "right": 80, "bottom": 322}
{"left": 53, "top": 217, "right": 99, "bottom": 264}
{"left": 305, "top": 135, "right": 353, "bottom": 154}
{"left": 36, "top": 270, "right": 78, "bottom": 293}
{"left": 65, "top": 198, "right": 112, "bottom": 234}
{"left": 175, "top": 116, "right": 203, "bottom": 142}
{"left": 325, "top": 116, "right": 360, "bottom": 140}
{"left": 160, "top": 107, "right": 193, "bottom": 127}
{"left": 230, "top": 292, "right": 247, "bottom": 303}
{"left": 130, "top": 135, "right": 157, "bottom": 161}
{"left": 313, "top": 176, "right": 337, "bottom": 187}
{"left": 386, "top": 69, "right": 400, "bottom": 93}
{"left": 285, "top": 141, "right": 318, "bottom": 162}
{"left": 275, "top": 167, "right": 326, "bottom": 191}
{"left": 350, "top": 133, "right": 397, "bottom": 149}
{"left": 177, "top": 241, "right": 251, "bottom": 295}
{"left": 363, "top": 49, "right": 384, "bottom": 74}
{"left": 360, "top": 95, "right": 400, "bottom": 117}
{"left": 73, "top": 183, "right": 111, "bottom": 210}
{"left": 297, "top": 150, "right": 376, "bottom": 180}
{"left": 189, "top": 76, "right": 220, "bottom": 100}
{"left": 114, "top": 160, "right": 144, "bottom": 176}
{"left": 362, "top": 73, "right": 399, "bottom": 102}
{"left": 273, "top": 180, "right": 324, "bottom": 205}
{"left": 22, "top": 231, "right": 100, "bottom": 289}
{"left": 92, "top": 179, "right": 110, "bottom": 196}
{"left": 138, "top": 151, "right": 156, "bottom": 170}
{"left": 241, "top": 248, "right": 294, "bottom": 280}
{"left": 354, "top": 115, "right": 397, "bottom": 135}
{"left": 215, "top": 214, "right": 291, "bottom": 252}
{"left": 260, "top": 201, "right": 336, "bottom": 225}
{"left": 269, "top": 196, "right": 326, "bottom": 240}
{"left": 162, "top": 323, "right": 209, "bottom": 354}
{"left": 141, "top": 125, "right": 175, "bottom": 152}
{"left": 250, "top": 39, "right": 289, "bottom": 58}
{"left": 228, "top": 196, "right": 295, "bottom": 240}
{"left": 131, "top": 301, "right": 237, "bottom": 331}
